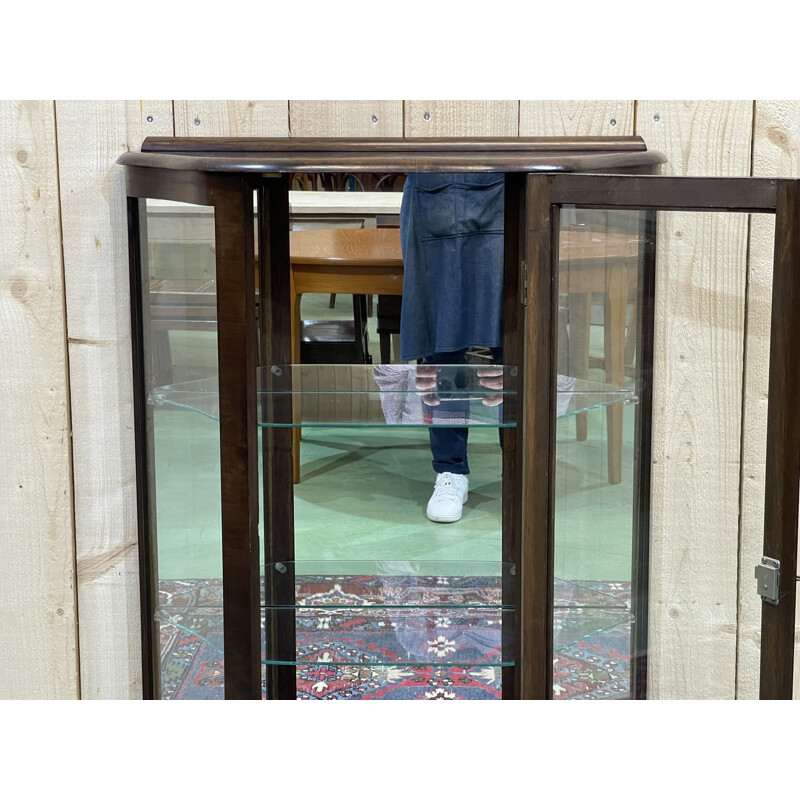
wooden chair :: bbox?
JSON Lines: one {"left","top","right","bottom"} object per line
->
{"left": 300, "top": 294, "right": 371, "bottom": 365}
{"left": 559, "top": 228, "right": 641, "bottom": 485}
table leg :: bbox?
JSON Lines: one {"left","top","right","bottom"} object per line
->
{"left": 605, "top": 267, "right": 626, "bottom": 485}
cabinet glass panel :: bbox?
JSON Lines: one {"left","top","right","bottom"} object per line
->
{"left": 554, "top": 207, "right": 765, "bottom": 699}
{"left": 139, "top": 199, "right": 223, "bottom": 700}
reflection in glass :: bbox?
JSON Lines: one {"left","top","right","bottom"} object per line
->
{"left": 149, "top": 364, "right": 636, "bottom": 428}
{"left": 553, "top": 208, "right": 648, "bottom": 699}
{"left": 154, "top": 560, "right": 633, "bottom": 698}
{"left": 140, "top": 199, "right": 223, "bottom": 699}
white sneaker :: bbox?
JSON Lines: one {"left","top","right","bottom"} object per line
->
{"left": 426, "top": 472, "right": 469, "bottom": 523}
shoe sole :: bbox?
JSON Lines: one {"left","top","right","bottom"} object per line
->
{"left": 427, "top": 510, "right": 463, "bottom": 523}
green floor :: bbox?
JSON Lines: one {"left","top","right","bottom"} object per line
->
{"left": 153, "top": 293, "right": 635, "bottom": 584}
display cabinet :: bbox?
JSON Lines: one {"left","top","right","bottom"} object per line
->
{"left": 120, "top": 137, "right": 799, "bottom": 700}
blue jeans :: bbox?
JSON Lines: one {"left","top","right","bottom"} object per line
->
{"left": 422, "top": 347, "right": 503, "bottom": 475}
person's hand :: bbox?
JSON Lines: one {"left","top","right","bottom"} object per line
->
{"left": 414, "top": 365, "right": 440, "bottom": 406}
{"left": 477, "top": 366, "right": 504, "bottom": 407}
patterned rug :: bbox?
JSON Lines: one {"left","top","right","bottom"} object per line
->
{"left": 158, "top": 576, "right": 631, "bottom": 700}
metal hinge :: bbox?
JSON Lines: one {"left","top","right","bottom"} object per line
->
{"left": 755, "top": 557, "right": 780, "bottom": 605}
{"left": 520, "top": 260, "right": 528, "bottom": 306}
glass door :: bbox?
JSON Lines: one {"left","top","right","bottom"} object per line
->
{"left": 521, "top": 174, "right": 800, "bottom": 700}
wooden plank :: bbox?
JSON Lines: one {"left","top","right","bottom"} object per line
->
{"left": 56, "top": 100, "right": 174, "bottom": 699}
{"left": 742, "top": 100, "right": 800, "bottom": 699}
{"left": 636, "top": 100, "right": 754, "bottom": 699}
{"left": 404, "top": 101, "right": 519, "bottom": 137}
{"left": 289, "top": 101, "right": 403, "bottom": 137}
{"left": 174, "top": 101, "right": 289, "bottom": 137}
{"left": 519, "top": 100, "right": 634, "bottom": 137}
{"left": 0, "top": 101, "right": 77, "bottom": 699}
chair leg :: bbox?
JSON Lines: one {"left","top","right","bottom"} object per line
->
{"left": 568, "top": 293, "right": 591, "bottom": 442}
{"left": 329, "top": 293, "right": 336, "bottom": 308}
{"left": 353, "top": 294, "right": 371, "bottom": 363}
{"left": 391, "top": 334, "right": 401, "bottom": 363}
{"left": 380, "top": 333, "right": 391, "bottom": 364}
{"left": 152, "top": 329, "right": 173, "bottom": 386}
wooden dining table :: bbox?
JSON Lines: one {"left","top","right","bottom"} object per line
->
{"left": 149, "top": 225, "right": 640, "bottom": 486}
{"left": 285, "top": 226, "right": 640, "bottom": 485}
{"left": 288, "top": 227, "right": 404, "bottom": 483}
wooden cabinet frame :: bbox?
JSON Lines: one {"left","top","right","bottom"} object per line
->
{"left": 122, "top": 139, "right": 798, "bottom": 700}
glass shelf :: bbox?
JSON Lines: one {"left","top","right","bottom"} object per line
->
{"left": 148, "top": 365, "right": 638, "bottom": 428}
{"left": 155, "top": 561, "right": 633, "bottom": 669}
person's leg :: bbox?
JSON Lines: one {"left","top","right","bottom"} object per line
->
{"left": 422, "top": 349, "right": 470, "bottom": 522}
{"left": 423, "top": 349, "right": 469, "bottom": 475}
{"left": 488, "top": 346, "right": 504, "bottom": 447}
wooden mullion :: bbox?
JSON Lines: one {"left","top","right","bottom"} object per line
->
{"left": 519, "top": 174, "right": 558, "bottom": 699}
{"left": 501, "top": 173, "right": 526, "bottom": 699}
{"left": 629, "top": 209, "right": 658, "bottom": 700}
{"left": 210, "top": 174, "right": 261, "bottom": 700}
{"left": 258, "top": 175, "right": 297, "bottom": 700}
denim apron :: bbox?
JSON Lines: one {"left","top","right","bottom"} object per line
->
{"left": 399, "top": 173, "right": 505, "bottom": 362}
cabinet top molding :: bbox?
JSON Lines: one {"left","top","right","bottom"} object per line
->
{"left": 118, "top": 136, "right": 667, "bottom": 173}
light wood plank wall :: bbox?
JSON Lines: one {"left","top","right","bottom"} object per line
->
{"left": 290, "top": 101, "right": 403, "bottom": 137}
{"left": 56, "top": 101, "right": 174, "bottom": 699}
{"left": 0, "top": 101, "right": 78, "bottom": 698}
{"left": 1, "top": 99, "right": 797, "bottom": 699}
{"left": 637, "top": 101, "right": 754, "bottom": 698}
{"left": 174, "top": 101, "right": 289, "bottom": 137}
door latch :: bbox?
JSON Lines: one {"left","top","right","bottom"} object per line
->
{"left": 755, "top": 557, "right": 780, "bottom": 605}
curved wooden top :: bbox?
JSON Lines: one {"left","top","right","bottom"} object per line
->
{"left": 118, "top": 136, "right": 666, "bottom": 173}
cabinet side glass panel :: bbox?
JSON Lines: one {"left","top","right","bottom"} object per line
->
{"left": 140, "top": 198, "right": 223, "bottom": 699}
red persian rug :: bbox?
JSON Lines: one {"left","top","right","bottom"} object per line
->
{"left": 158, "top": 576, "right": 631, "bottom": 700}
